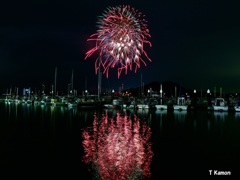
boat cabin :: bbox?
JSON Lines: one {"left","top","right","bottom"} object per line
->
{"left": 177, "top": 97, "right": 186, "bottom": 105}
{"left": 214, "top": 98, "right": 226, "bottom": 106}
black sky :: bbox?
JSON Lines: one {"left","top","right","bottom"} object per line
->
{"left": 0, "top": 0, "right": 240, "bottom": 94}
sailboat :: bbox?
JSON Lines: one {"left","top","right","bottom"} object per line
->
{"left": 51, "top": 67, "right": 67, "bottom": 106}
{"left": 4, "top": 88, "right": 11, "bottom": 104}
{"left": 173, "top": 97, "right": 188, "bottom": 111}
{"left": 67, "top": 69, "right": 78, "bottom": 108}
{"left": 155, "top": 84, "right": 168, "bottom": 110}
{"left": 173, "top": 85, "right": 188, "bottom": 111}
{"left": 213, "top": 98, "right": 228, "bottom": 111}
{"left": 234, "top": 100, "right": 240, "bottom": 112}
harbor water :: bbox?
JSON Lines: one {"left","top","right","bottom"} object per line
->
{"left": 1, "top": 103, "right": 240, "bottom": 179}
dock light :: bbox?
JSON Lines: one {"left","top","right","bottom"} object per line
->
{"left": 160, "top": 89, "right": 163, "bottom": 93}
{"left": 85, "top": 90, "right": 88, "bottom": 94}
{"left": 194, "top": 89, "right": 196, "bottom": 94}
{"left": 148, "top": 89, "right": 151, "bottom": 97}
{"left": 207, "top": 89, "right": 210, "bottom": 94}
{"left": 111, "top": 89, "right": 115, "bottom": 98}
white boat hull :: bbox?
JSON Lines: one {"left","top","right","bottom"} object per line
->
{"left": 234, "top": 106, "right": 240, "bottom": 112}
{"left": 121, "top": 104, "right": 136, "bottom": 109}
{"left": 137, "top": 104, "right": 149, "bottom": 109}
{"left": 104, "top": 104, "right": 113, "bottom": 109}
{"left": 68, "top": 103, "right": 78, "bottom": 108}
{"left": 213, "top": 105, "right": 228, "bottom": 111}
{"left": 128, "top": 104, "right": 136, "bottom": 109}
{"left": 213, "top": 98, "right": 228, "bottom": 111}
{"left": 173, "top": 105, "right": 188, "bottom": 111}
{"left": 155, "top": 105, "right": 168, "bottom": 110}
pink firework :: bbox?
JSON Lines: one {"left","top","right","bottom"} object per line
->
{"left": 85, "top": 5, "right": 152, "bottom": 78}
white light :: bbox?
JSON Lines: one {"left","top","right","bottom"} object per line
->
{"left": 136, "top": 49, "right": 140, "bottom": 55}
{"left": 134, "top": 55, "right": 139, "bottom": 60}
{"left": 116, "top": 54, "right": 119, "bottom": 60}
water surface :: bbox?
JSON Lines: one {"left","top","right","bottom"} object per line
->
{"left": 1, "top": 103, "right": 240, "bottom": 179}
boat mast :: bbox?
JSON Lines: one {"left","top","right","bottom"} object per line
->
{"left": 54, "top": 67, "right": 57, "bottom": 96}
{"left": 71, "top": 69, "right": 74, "bottom": 94}
{"left": 160, "top": 83, "right": 163, "bottom": 105}
{"left": 98, "top": 68, "right": 102, "bottom": 100}
{"left": 97, "top": 57, "right": 102, "bottom": 100}
{"left": 220, "top": 86, "right": 222, "bottom": 98}
{"left": 141, "top": 73, "right": 142, "bottom": 96}
{"left": 175, "top": 86, "right": 177, "bottom": 103}
{"left": 85, "top": 76, "right": 87, "bottom": 92}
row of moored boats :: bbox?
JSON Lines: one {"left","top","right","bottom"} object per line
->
{"left": 3, "top": 96, "right": 240, "bottom": 112}
{"left": 104, "top": 97, "right": 240, "bottom": 112}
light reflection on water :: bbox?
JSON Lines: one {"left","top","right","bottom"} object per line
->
{"left": 235, "top": 112, "right": 240, "bottom": 120}
{"left": 1, "top": 103, "right": 240, "bottom": 178}
{"left": 213, "top": 111, "right": 228, "bottom": 121}
{"left": 82, "top": 112, "right": 153, "bottom": 180}
{"left": 174, "top": 110, "right": 188, "bottom": 125}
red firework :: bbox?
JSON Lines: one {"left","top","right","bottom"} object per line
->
{"left": 85, "top": 5, "right": 152, "bottom": 78}
{"left": 82, "top": 113, "right": 153, "bottom": 179}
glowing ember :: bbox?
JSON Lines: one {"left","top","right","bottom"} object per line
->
{"left": 85, "top": 5, "right": 152, "bottom": 78}
{"left": 82, "top": 113, "right": 153, "bottom": 179}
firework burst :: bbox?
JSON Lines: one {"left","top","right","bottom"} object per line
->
{"left": 85, "top": 5, "right": 152, "bottom": 78}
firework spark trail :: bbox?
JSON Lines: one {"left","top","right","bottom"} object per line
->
{"left": 85, "top": 5, "right": 152, "bottom": 78}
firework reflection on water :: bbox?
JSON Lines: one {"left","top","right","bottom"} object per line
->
{"left": 82, "top": 112, "right": 153, "bottom": 179}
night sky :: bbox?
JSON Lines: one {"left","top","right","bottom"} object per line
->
{"left": 0, "top": 0, "right": 240, "bottom": 94}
